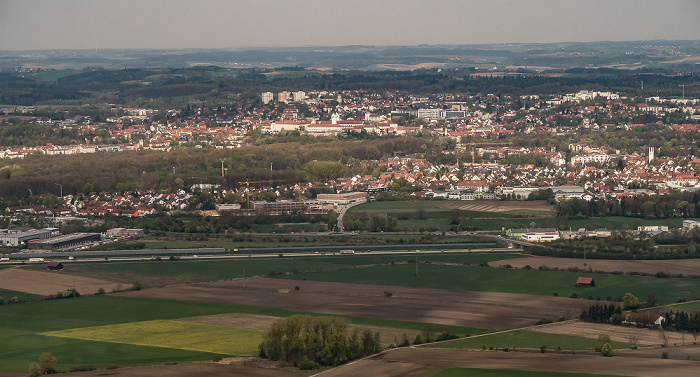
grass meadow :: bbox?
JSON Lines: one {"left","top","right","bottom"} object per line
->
{"left": 273, "top": 263, "right": 700, "bottom": 305}
{"left": 428, "top": 367, "right": 625, "bottom": 377}
{"left": 428, "top": 330, "right": 629, "bottom": 351}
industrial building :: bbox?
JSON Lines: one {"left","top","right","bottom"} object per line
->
{"left": 28, "top": 233, "right": 101, "bottom": 251}
{"left": 0, "top": 228, "right": 60, "bottom": 246}
{"left": 105, "top": 228, "right": 144, "bottom": 238}
{"left": 316, "top": 192, "right": 366, "bottom": 205}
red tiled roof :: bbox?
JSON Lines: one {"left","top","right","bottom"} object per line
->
{"left": 577, "top": 277, "right": 594, "bottom": 285}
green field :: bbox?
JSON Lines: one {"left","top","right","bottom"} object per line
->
{"left": 428, "top": 367, "right": 625, "bottom": 377}
{"left": 43, "top": 320, "right": 262, "bottom": 355}
{"left": 429, "top": 330, "right": 629, "bottom": 351}
{"left": 273, "top": 263, "right": 700, "bottom": 304}
{"left": 0, "top": 288, "right": 43, "bottom": 302}
{"left": 0, "top": 296, "right": 242, "bottom": 371}
{"left": 43, "top": 253, "right": 524, "bottom": 286}
{"left": 0, "top": 294, "right": 489, "bottom": 372}
{"left": 668, "top": 301, "right": 700, "bottom": 311}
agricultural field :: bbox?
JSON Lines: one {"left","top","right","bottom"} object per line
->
{"left": 498, "top": 256, "right": 700, "bottom": 276}
{"left": 0, "top": 287, "right": 42, "bottom": 302}
{"left": 3, "top": 249, "right": 700, "bottom": 376}
{"left": 0, "top": 296, "right": 245, "bottom": 372}
{"left": 124, "top": 277, "right": 592, "bottom": 331}
{"left": 318, "top": 348, "right": 700, "bottom": 377}
{"left": 346, "top": 200, "right": 693, "bottom": 231}
{"left": 42, "top": 320, "right": 262, "bottom": 355}
{"left": 428, "top": 368, "right": 624, "bottom": 377}
{"left": 428, "top": 330, "right": 629, "bottom": 351}
{"left": 16, "top": 253, "right": 523, "bottom": 289}
{"left": 669, "top": 301, "right": 700, "bottom": 311}
{"left": 272, "top": 263, "right": 700, "bottom": 305}
{"left": 528, "top": 321, "right": 691, "bottom": 347}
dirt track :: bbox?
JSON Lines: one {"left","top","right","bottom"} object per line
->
{"left": 498, "top": 256, "right": 700, "bottom": 276}
{"left": 315, "top": 347, "right": 700, "bottom": 377}
{"left": 118, "top": 278, "right": 597, "bottom": 330}
{"left": 0, "top": 267, "right": 118, "bottom": 295}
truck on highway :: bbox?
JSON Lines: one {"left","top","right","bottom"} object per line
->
{"left": 339, "top": 249, "right": 355, "bottom": 255}
{"left": 28, "top": 258, "right": 45, "bottom": 262}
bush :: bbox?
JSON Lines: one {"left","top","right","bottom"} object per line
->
{"left": 540, "top": 345, "right": 547, "bottom": 353}
{"left": 298, "top": 355, "right": 318, "bottom": 370}
{"left": 384, "top": 291, "right": 393, "bottom": 297}
{"left": 131, "top": 281, "right": 142, "bottom": 291}
{"left": 413, "top": 334, "right": 424, "bottom": 345}
{"left": 662, "top": 351, "right": 669, "bottom": 359}
{"left": 96, "top": 288, "right": 106, "bottom": 295}
{"left": 213, "top": 355, "right": 223, "bottom": 362}
{"left": 601, "top": 343, "right": 614, "bottom": 357}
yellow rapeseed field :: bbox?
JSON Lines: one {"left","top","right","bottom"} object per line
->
{"left": 40, "top": 320, "right": 262, "bottom": 355}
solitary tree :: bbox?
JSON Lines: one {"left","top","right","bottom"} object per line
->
{"left": 622, "top": 293, "right": 640, "bottom": 310}
{"left": 38, "top": 352, "right": 57, "bottom": 375}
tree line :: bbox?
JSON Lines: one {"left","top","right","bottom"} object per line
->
{"left": 557, "top": 191, "right": 700, "bottom": 219}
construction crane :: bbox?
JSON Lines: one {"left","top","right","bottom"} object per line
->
{"left": 237, "top": 179, "right": 284, "bottom": 208}
{"left": 679, "top": 83, "right": 700, "bottom": 100}
{"left": 465, "top": 141, "right": 513, "bottom": 164}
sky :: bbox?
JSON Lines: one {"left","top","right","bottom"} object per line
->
{"left": 1, "top": 0, "right": 699, "bottom": 50}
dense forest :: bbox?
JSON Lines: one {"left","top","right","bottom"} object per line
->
{"left": 0, "top": 135, "right": 439, "bottom": 201}
{"left": 2, "top": 67, "right": 699, "bottom": 106}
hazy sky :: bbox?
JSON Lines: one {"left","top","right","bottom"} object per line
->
{"left": 1, "top": 0, "right": 699, "bottom": 50}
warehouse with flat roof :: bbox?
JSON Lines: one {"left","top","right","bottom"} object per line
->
{"left": 28, "top": 233, "right": 101, "bottom": 251}
{"left": 0, "top": 228, "right": 59, "bottom": 246}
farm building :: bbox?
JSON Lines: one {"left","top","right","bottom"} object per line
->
{"left": 576, "top": 277, "right": 595, "bottom": 287}
{"left": 46, "top": 261, "right": 63, "bottom": 271}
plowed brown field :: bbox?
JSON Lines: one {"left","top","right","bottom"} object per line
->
{"left": 0, "top": 267, "right": 118, "bottom": 295}
{"left": 499, "top": 256, "right": 700, "bottom": 276}
{"left": 118, "top": 277, "right": 597, "bottom": 330}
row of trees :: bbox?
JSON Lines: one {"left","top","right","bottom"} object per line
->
{"left": 660, "top": 311, "right": 700, "bottom": 334}
{"left": 342, "top": 213, "right": 399, "bottom": 232}
{"left": 580, "top": 304, "right": 623, "bottom": 324}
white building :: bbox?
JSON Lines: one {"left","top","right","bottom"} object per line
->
{"left": 261, "top": 92, "right": 274, "bottom": 104}
{"left": 570, "top": 154, "right": 612, "bottom": 166}
{"left": 292, "top": 91, "right": 307, "bottom": 102}
{"left": 521, "top": 229, "right": 560, "bottom": 242}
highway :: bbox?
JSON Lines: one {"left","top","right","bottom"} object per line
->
{"left": 1, "top": 247, "right": 519, "bottom": 264}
